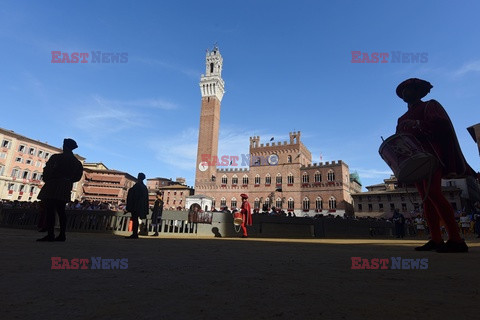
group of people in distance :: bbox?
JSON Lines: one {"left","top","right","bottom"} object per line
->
{"left": 33, "top": 78, "right": 479, "bottom": 252}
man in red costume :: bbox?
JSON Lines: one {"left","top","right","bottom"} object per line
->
{"left": 395, "top": 78, "right": 476, "bottom": 253}
{"left": 240, "top": 193, "right": 252, "bottom": 238}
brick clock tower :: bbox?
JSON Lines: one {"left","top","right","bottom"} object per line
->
{"left": 195, "top": 46, "right": 225, "bottom": 188}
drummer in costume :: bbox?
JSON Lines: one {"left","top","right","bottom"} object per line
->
{"left": 240, "top": 193, "right": 252, "bottom": 238}
{"left": 395, "top": 78, "right": 475, "bottom": 253}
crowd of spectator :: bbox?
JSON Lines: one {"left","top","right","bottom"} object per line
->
{"left": 0, "top": 199, "right": 123, "bottom": 212}
{"left": 0, "top": 200, "right": 42, "bottom": 209}
{"left": 3, "top": 199, "right": 480, "bottom": 238}
{"left": 65, "top": 200, "right": 122, "bottom": 211}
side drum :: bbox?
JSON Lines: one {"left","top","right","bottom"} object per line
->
{"left": 379, "top": 133, "right": 438, "bottom": 184}
{"left": 233, "top": 212, "right": 244, "bottom": 226}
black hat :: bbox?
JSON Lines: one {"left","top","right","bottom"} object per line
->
{"left": 396, "top": 78, "right": 433, "bottom": 100}
{"left": 63, "top": 138, "right": 78, "bottom": 150}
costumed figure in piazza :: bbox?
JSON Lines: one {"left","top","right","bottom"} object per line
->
{"left": 379, "top": 78, "right": 477, "bottom": 253}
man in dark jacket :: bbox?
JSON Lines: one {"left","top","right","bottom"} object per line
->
{"left": 37, "top": 138, "right": 83, "bottom": 242}
{"left": 392, "top": 209, "right": 405, "bottom": 239}
{"left": 125, "top": 172, "right": 149, "bottom": 239}
{"left": 151, "top": 191, "right": 164, "bottom": 236}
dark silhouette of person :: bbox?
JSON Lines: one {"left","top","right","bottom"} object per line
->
{"left": 395, "top": 78, "right": 476, "bottom": 252}
{"left": 125, "top": 173, "right": 149, "bottom": 239}
{"left": 151, "top": 191, "right": 164, "bottom": 236}
{"left": 392, "top": 209, "right": 405, "bottom": 238}
{"left": 37, "top": 138, "right": 83, "bottom": 242}
{"left": 188, "top": 203, "right": 201, "bottom": 223}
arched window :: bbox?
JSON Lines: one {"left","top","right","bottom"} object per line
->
{"left": 302, "top": 172, "right": 309, "bottom": 183}
{"left": 11, "top": 167, "right": 20, "bottom": 178}
{"left": 232, "top": 175, "right": 238, "bottom": 185}
{"left": 287, "top": 155, "right": 292, "bottom": 163}
{"left": 327, "top": 170, "right": 335, "bottom": 181}
{"left": 220, "top": 197, "right": 226, "bottom": 207}
{"left": 265, "top": 174, "right": 271, "bottom": 185}
{"left": 314, "top": 171, "right": 322, "bottom": 182}
{"left": 22, "top": 170, "right": 30, "bottom": 179}
{"left": 242, "top": 175, "right": 249, "bottom": 185}
{"left": 276, "top": 198, "right": 282, "bottom": 209}
{"left": 287, "top": 198, "right": 295, "bottom": 210}
{"left": 302, "top": 197, "right": 310, "bottom": 211}
{"left": 276, "top": 173, "right": 282, "bottom": 185}
{"left": 210, "top": 63, "right": 214, "bottom": 73}
{"left": 212, "top": 198, "right": 216, "bottom": 209}
{"left": 221, "top": 175, "right": 228, "bottom": 184}
{"left": 254, "top": 198, "right": 260, "bottom": 209}
{"left": 287, "top": 173, "right": 294, "bottom": 184}
{"left": 255, "top": 174, "right": 260, "bottom": 185}
{"left": 329, "top": 196, "right": 337, "bottom": 209}
{"left": 231, "top": 197, "right": 237, "bottom": 209}
{"left": 316, "top": 197, "right": 323, "bottom": 210}
{"left": 264, "top": 197, "right": 270, "bottom": 208}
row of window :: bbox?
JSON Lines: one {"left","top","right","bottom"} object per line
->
{"left": 357, "top": 192, "right": 456, "bottom": 203}
{"left": 220, "top": 172, "right": 335, "bottom": 185}
{"left": 14, "top": 157, "right": 45, "bottom": 167}
{"left": 213, "top": 196, "right": 337, "bottom": 210}
{"left": 7, "top": 183, "right": 37, "bottom": 193}
{"left": 357, "top": 195, "right": 412, "bottom": 202}
{"left": 166, "top": 191, "right": 184, "bottom": 196}
{"left": 1, "top": 139, "right": 51, "bottom": 159}
{"left": 10, "top": 168, "right": 42, "bottom": 180}
{"left": 165, "top": 198, "right": 183, "bottom": 205}
{"left": 357, "top": 203, "right": 416, "bottom": 212}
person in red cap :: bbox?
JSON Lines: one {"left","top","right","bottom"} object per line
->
{"left": 240, "top": 193, "right": 252, "bottom": 238}
{"left": 395, "top": 78, "right": 476, "bottom": 253}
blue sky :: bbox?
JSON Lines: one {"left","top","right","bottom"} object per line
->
{"left": 1, "top": 0, "right": 479, "bottom": 190}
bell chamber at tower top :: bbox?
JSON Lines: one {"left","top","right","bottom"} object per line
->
{"left": 200, "top": 46, "right": 225, "bottom": 101}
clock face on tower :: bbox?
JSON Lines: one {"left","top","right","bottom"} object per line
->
{"left": 267, "top": 154, "right": 279, "bottom": 165}
{"left": 198, "top": 161, "right": 209, "bottom": 172}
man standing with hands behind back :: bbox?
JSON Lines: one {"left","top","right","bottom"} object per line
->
{"left": 125, "top": 172, "right": 149, "bottom": 239}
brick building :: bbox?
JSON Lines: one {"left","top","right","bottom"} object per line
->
{"left": 352, "top": 175, "right": 463, "bottom": 218}
{"left": 147, "top": 177, "right": 193, "bottom": 208}
{"left": 0, "top": 127, "right": 85, "bottom": 202}
{"left": 193, "top": 47, "right": 361, "bottom": 216}
{"left": 80, "top": 162, "right": 137, "bottom": 204}
{"left": 158, "top": 184, "right": 194, "bottom": 210}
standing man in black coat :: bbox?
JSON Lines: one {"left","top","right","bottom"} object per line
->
{"left": 37, "top": 138, "right": 83, "bottom": 242}
{"left": 151, "top": 191, "right": 164, "bottom": 236}
{"left": 125, "top": 172, "right": 149, "bottom": 239}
